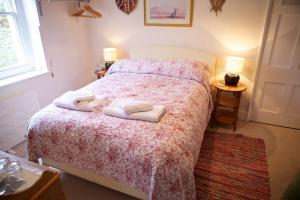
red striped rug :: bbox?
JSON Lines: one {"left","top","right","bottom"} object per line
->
{"left": 195, "top": 131, "right": 271, "bottom": 200}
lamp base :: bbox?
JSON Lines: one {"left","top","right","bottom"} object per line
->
{"left": 225, "top": 73, "right": 240, "bottom": 86}
{"left": 105, "top": 61, "right": 115, "bottom": 70}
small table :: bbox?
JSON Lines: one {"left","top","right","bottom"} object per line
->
{"left": 0, "top": 151, "right": 65, "bottom": 199}
{"left": 211, "top": 80, "right": 247, "bottom": 131}
{"left": 95, "top": 69, "right": 107, "bottom": 79}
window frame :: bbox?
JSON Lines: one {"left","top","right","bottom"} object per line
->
{"left": 0, "top": 0, "right": 36, "bottom": 80}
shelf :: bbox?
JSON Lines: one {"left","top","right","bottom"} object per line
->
{"left": 218, "top": 96, "right": 237, "bottom": 108}
{"left": 215, "top": 110, "right": 235, "bottom": 124}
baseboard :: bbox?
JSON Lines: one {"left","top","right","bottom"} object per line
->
{"left": 238, "top": 110, "right": 248, "bottom": 121}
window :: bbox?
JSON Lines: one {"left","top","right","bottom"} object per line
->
{"left": 0, "top": 0, "right": 46, "bottom": 81}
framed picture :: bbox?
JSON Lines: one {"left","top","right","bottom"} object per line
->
{"left": 144, "top": 0, "right": 194, "bottom": 27}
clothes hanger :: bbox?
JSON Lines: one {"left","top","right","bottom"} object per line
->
{"left": 71, "top": 4, "right": 102, "bottom": 18}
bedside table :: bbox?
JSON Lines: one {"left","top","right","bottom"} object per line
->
{"left": 0, "top": 151, "right": 65, "bottom": 199}
{"left": 211, "top": 80, "right": 247, "bottom": 131}
{"left": 95, "top": 69, "right": 107, "bottom": 79}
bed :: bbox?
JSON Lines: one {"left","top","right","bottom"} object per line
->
{"left": 27, "top": 47, "right": 216, "bottom": 200}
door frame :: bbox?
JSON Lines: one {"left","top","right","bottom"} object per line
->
{"left": 247, "top": 0, "right": 275, "bottom": 121}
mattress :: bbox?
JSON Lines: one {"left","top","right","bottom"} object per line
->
{"left": 27, "top": 59, "right": 212, "bottom": 200}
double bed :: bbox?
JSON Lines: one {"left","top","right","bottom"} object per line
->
{"left": 27, "top": 47, "right": 216, "bottom": 200}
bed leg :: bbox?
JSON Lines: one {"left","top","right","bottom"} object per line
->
{"left": 37, "top": 158, "right": 43, "bottom": 165}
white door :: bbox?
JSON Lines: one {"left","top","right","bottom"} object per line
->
{"left": 252, "top": 0, "right": 300, "bottom": 129}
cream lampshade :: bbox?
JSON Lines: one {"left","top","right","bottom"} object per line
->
{"left": 224, "top": 56, "right": 244, "bottom": 86}
{"left": 103, "top": 48, "right": 117, "bottom": 69}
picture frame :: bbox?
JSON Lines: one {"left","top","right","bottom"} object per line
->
{"left": 144, "top": 0, "right": 194, "bottom": 27}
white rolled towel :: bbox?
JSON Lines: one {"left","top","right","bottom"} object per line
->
{"left": 71, "top": 91, "right": 95, "bottom": 105}
{"left": 53, "top": 92, "right": 107, "bottom": 112}
{"left": 104, "top": 101, "right": 165, "bottom": 123}
{"left": 116, "top": 98, "right": 153, "bottom": 114}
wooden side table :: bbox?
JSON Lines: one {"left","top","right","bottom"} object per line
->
{"left": 0, "top": 151, "right": 65, "bottom": 200}
{"left": 211, "top": 80, "right": 247, "bottom": 131}
{"left": 95, "top": 69, "right": 107, "bottom": 79}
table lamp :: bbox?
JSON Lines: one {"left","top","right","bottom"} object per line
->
{"left": 103, "top": 48, "right": 117, "bottom": 69}
{"left": 224, "top": 56, "right": 244, "bottom": 86}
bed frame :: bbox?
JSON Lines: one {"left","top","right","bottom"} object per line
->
{"left": 42, "top": 46, "right": 216, "bottom": 200}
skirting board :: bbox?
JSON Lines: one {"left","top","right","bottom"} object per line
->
{"left": 43, "top": 159, "right": 147, "bottom": 200}
{"left": 238, "top": 110, "right": 248, "bottom": 121}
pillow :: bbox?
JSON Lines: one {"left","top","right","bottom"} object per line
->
{"left": 107, "top": 59, "right": 211, "bottom": 84}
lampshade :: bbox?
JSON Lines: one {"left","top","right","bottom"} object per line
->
{"left": 103, "top": 48, "right": 117, "bottom": 62}
{"left": 225, "top": 56, "right": 244, "bottom": 74}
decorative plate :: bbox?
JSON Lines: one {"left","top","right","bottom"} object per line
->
{"left": 115, "top": 0, "right": 137, "bottom": 15}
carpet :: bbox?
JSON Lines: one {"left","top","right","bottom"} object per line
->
{"left": 195, "top": 131, "right": 271, "bottom": 200}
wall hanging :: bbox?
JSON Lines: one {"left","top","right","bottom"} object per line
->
{"left": 144, "top": 0, "right": 193, "bottom": 27}
{"left": 210, "top": 0, "right": 226, "bottom": 15}
{"left": 71, "top": 5, "right": 102, "bottom": 18}
{"left": 115, "top": 0, "right": 137, "bottom": 15}
{"left": 45, "top": 0, "right": 101, "bottom": 18}
{"left": 37, "top": 0, "right": 91, "bottom": 16}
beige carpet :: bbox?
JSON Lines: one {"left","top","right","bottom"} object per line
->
{"left": 60, "top": 172, "right": 136, "bottom": 200}
{"left": 11, "top": 121, "right": 300, "bottom": 200}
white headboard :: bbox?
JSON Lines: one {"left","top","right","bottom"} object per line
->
{"left": 128, "top": 46, "right": 216, "bottom": 74}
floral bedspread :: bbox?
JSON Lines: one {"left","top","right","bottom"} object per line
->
{"left": 27, "top": 59, "right": 212, "bottom": 200}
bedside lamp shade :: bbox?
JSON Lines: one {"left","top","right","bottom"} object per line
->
{"left": 103, "top": 48, "right": 117, "bottom": 61}
{"left": 103, "top": 48, "right": 117, "bottom": 69}
{"left": 224, "top": 56, "right": 244, "bottom": 86}
{"left": 225, "top": 56, "right": 244, "bottom": 74}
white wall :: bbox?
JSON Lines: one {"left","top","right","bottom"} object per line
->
{"left": 38, "top": 1, "right": 94, "bottom": 104}
{"left": 87, "top": 0, "right": 269, "bottom": 118}
{"left": 0, "top": 1, "right": 94, "bottom": 149}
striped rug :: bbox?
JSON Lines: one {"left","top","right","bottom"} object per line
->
{"left": 195, "top": 131, "right": 271, "bottom": 200}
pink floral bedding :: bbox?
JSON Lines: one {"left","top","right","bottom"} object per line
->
{"left": 27, "top": 59, "right": 212, "bottom": 200}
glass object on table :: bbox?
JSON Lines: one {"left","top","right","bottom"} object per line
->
{"left": 0, "top": 157, "right": 9, "bottom": 195}
{"left": 6, "top": 160, "right": 25, "bottom": 193}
